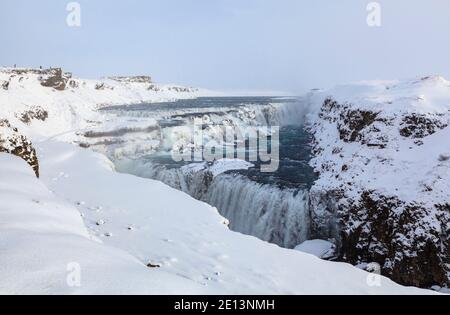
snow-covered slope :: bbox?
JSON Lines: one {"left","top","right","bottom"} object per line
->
{"left": 304, "top": 76, "right": 450, "bottom": 288}
{"left": 0, "top": 67, "right": 207, "bottom": 138}
{"left": 0, "top": 153, "right": 207, "bottom": 294}
{"left": 0, "top": 146, "right": 431, "bottom": 294}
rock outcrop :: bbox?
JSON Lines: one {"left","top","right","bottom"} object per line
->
{"left": 307, "top": 79, "right": 450, "bottom": 289}
{"left": 0, "top": 120, "right": 39, "bottom": 177}
{"left": 1, "top": 80, "right": 9, "bottom": 90}
{"left": 39, "top": 68, "right": 72, "bottom": 91}
{"left": 16, "top": 106, "right": 49, "bottom": 125}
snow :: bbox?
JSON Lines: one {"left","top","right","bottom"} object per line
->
{"left": 0, "top": 153, "right": 203, "bottom": 294}
{"left": 294, "top": 240, "right": 336, "bottom": 260}
{"left": 305, "top": 76, "right": 449, "bottom": 288}
{"left": 209, "top": 159, "right": 255, "bottom": 176}
{"left": 0, "top": 68, "right": 209, "bottom": 139}
{"left": 0, "top": 143, "right": 430, "bottom": 294}
{"left": 0, "top": 68, "right": 442, "bottom": 294}
{"left": 305, "top": 75, "right": 450, "bottom": 208}
{"left": 182, "top": 159, "right": 255, "bottom": 177}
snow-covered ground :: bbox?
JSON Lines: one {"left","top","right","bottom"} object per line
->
{"left": 0, "top": 68, "right": 444, "bottom": 294}
{"left": 0, "top": 67, "right": 210, "bottom": 139}
{"left": 0, "top": 146, "right": 430, "bottom": 294}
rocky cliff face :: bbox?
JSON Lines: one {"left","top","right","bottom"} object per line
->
{"left": 0, "top": 120, "right": 39, "bottom": 177}
{"left": 39, "top": 68, "right": 72, "bottom": 91}
{"left": 307, "top": 77, "right": 450, "bottom": 288}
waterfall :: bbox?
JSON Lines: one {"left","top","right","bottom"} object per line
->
{"left": 205, "top": 174, "right": 310, "bottom": 248}
{"left": 116, "top": 159, "right": 311, "bottom": 248}
{"left": 98, "top": 98, "right": 314, "bottom": 249}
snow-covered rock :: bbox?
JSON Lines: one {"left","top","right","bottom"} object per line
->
{"left": 0, "top": 119, "right": 39, "bottom": 177}
{"left": 0, "top": 67, "right": 207, "bottom": 138}
{"left": 305, "top": 76, "right": 450, "bottom": 288}
{"left": 294, "top": 240, "right": 336, "bottom": 259}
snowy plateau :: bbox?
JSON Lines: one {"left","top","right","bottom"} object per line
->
{"left": 0, "top": 67, "right": 447, "bottom": 295}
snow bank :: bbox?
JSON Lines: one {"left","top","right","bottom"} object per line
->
{"left": 294, "top": 240, "right": 336, "bottom": 259}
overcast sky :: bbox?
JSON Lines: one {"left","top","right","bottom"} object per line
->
{"left": 1, "top": 0, "right": 449, "bottom": 94}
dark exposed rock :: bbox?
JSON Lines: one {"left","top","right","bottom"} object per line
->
{"left": 309, "top": 188, "right": 344, "bottom": 242}
{"left": 109, "top": 76, "right": 152, "bottom": 84}
{"left": 309, "top": 97, "right": 450, "bottom": 288}
{"left": 67, "top": 79, "right": 79, "bottom": 89}
{"left": 438, "top": 154, "right": 450, "bottom": 162}
{"left": 319, "top": 98, "right": 341, "bottom": 123}
{"left": 338, "top": 110, "right": 379, "bottom": 143}
{"left": 0, "top": 119, "right": 39, "bottom": 177}
{"left": 310, "top": 188, "right": 449, "bottom": 288}
{"left": 400, "top": 114, "right": 448, "bottom": 138}
{"left": 95, "top": 82, "right": 114, "bottom": 91}
{"left": 1, "top": 80, "right": 9, "bottom": 90}
{"left": 16, "top": 107, "right": 49, "bottom": 124}
{"left": 146, "top": 262, "right": 161, "bottom": 268}
{"left": 340, "top": 192, "right": 449, "bottom": 288}
{"left": 40, "top": 68, "right": 72, "bottom": 91}
{"left": 168, "top": 86, "right": 198, "bottom": 93}
{"left": 95, "top": 83, "right": 105, "bottom": 90}
{"left": 319, "top": 98, "right": 388, "bottom": 148}
{"left": 78, "top": 142, "right": 91, "bottom": 149}
{"left": 148, "top": 84, "right": 161, "bottom": 91}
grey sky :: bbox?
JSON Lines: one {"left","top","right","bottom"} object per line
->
{"left": 1, "top": 0, "right": 449, "bottom": 94}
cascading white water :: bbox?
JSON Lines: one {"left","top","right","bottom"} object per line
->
{"left": 116, "top": 157, "right": 312, "bottom": 248}
{"left": 96, "top": 98, "right": 315, "bottom": 249}
{"left": 205, "top": 174, "right": 310, "bottom": 248}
